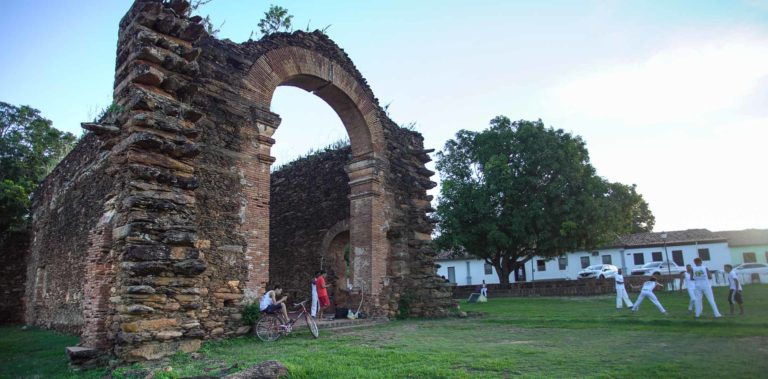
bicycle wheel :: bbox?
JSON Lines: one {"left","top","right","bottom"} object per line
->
{"left": 255, "top": 315, "right": 281, "bottom": 342}
{"left": 304, "top": 313, "right": 319, "bottom": 338}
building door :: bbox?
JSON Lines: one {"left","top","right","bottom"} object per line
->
{"left": 514, "top": 266, "right": 526, "bottom": 282}
{"left": 672, "top": 250, "right": 684, "bottom": 266}
{"left": 447, "top": 267, "right": 456, "bottom": 283}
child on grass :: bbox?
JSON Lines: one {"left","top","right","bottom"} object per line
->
{"left": 724, "top": 264, "right": 744, "bottom": 315}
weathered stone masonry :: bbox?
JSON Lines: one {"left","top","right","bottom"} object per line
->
{"left": 22, "top": 0, "right": 451, "bottom": 361}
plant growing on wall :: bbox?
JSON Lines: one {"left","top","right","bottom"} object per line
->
{"left": 258, "top": 5, "right": 294, "bottom": 35}
{"left": 242, "top": 302, "right": 262, "bottom": 326}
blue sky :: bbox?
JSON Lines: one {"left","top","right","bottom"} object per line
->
{"left": 1, "top": 1, "right": 767, "bottom": 232}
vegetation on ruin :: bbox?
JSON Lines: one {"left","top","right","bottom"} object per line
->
{"left": 271, "top": 138, "right": 351, "bottom": 173}
{"left": 0, "top": 102, "right": 77, "bottom": 238}
{"left": 3, "top": 285, "right": 767, "bottom": 378}
{"left": 434, "top": 117, "right": 655, "bottom": 286}
{"left": 258, "top": 5, "right": 294, "bottom": 35}
{"left": 241, "top": 302, "right": 262, "bottom": 326}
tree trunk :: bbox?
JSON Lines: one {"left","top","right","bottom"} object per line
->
{"left": 493, "top": 261, "right": 512, "bottom": 289}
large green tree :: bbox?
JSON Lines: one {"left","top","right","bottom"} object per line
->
{"left": 0, "top": 102, "right": 76, "bottom": 236}
{"left": 434, "top": 117, "right": 654, "bottom": 286}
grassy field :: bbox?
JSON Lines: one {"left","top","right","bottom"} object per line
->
{"left": 2, "top": 285, "right": 767, "bottom": 378}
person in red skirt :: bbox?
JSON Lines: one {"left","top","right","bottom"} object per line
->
{"left": 316, "top": 270, "right": 332, "bottom": 318}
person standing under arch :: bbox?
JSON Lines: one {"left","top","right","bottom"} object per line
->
{"left": 311, "top": 271, "right": 321, "bottom": 318}
{"left": 316, "top": 270, "right": 331, "bottom": 318}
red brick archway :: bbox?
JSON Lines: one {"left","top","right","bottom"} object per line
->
{"left": 238, "top": 46, "right": 391, "bottom": 309}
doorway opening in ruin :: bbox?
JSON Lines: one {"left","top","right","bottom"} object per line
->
{"left": 241, "top": 46, "right": 390, "bottom": 315}
{"left": 267, "top": 85, "right": 353, "bottom": 310}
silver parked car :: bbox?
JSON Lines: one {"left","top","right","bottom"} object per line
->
{"left": 734, "top": 263, "right": 768, "bottom": 284}
{"left": 630, "top": 261, "right": 685, "bottom": 276}
{"left": 577, "top": 264, "right": 618, "bottom": 280}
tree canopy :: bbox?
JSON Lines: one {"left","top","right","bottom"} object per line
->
{"left": 434, "top": 117, "right": 654, "bottom": 286}
{"left": 0, "top": 102, "right": 76, "bottom": 236}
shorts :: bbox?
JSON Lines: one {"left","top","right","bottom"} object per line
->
{"left": 728, "top": 290, "right": 743, "bottom": 305}
{"left": 261, "top": 304, "right": 282, "bottom": 314}
{"left": 319, "top": 295, "right": 330, "bottom": 308}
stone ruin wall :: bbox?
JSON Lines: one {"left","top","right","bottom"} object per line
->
{"left": 0, "top": 230, "right": 30, "bottom": 324}
{"left": 22, "top": 134, "right": 116, "bottom": 337}
{"left": 18, "top": 0, "right": 451, "bottom": 361}
{"left": 269, "top": 147, "right": 351, "bottom": 302}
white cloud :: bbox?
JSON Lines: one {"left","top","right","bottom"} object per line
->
{"left": 549, "top": 32, "right": 768, "bottom": 124}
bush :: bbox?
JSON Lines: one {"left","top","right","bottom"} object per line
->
{"left": 397, "top": 293, "right": 414, "bottom": 320}
{"left": 242, "top": 302, "right": 261, "bottom": 325}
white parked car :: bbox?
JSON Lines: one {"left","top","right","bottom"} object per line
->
{"left": 577, "top": 264, "right": 618, "bottom": 280}
{"left": 630, "top": 261, "right": 685, "bottom": 276}
{"left": 734, "top": 263, "right": 768, "bottom": 284}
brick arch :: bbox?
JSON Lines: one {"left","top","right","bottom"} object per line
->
{"left": 238, "top": 45, "right": 390, "bottom": 309}
{"left": 242, "top": 46, "right": 384, "bottom": 157}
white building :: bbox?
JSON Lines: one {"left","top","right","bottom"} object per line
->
{"left": 436, "top": 229, "right": 732, "bottom": 285}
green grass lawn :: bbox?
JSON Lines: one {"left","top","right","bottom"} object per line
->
{"left": 2, "top": 285, "right": 768, "bottom": 378}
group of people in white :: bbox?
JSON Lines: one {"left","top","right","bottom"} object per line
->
{"left": 615, "top": 257, "right": 745, "bottom": 317}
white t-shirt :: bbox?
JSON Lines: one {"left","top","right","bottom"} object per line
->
{"left": 692, "top": 265, "right": 710, "bottom": 286}
{"left": 728, "top": 271, "right": 743, "bottom": 291}
{"left": 683, "top": 272, "right": 695, "bottom": 289}
{"left": 259, "top": 290, "right": 274, "bottom": 311}
{"left": 641, "top": 281, "right": 657, "bottom": 292}
{"left": 615, "top": 274, "right": 626, "bottom": 289}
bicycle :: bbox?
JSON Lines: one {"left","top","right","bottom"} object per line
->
{"left": 255, "top": 300, "right": 319, "bottom": 342}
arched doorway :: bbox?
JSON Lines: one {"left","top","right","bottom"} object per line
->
{"left": 239, "top": 45, "right": 390, "bottom": 313}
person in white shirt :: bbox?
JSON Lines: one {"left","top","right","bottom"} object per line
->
{"left": 480, "top": 280, "right": 488, "bottom": 297}
{"left": 691, "top": 257, "right": 722, "bottom": 318}
{"left": 679, "top": 264, "right": 696, "bottom": 313}
{"left": 614, "top": 269, "right": 633, "bottom": 309}
{"left": 311, "top": 271, "right": 320, "bottom": 318}
{"left": 631, "top": 276, "right": 667, "bottom": 314}
{"left": 724, "top": 264, "right": 744, "bottom": 315}
{"left": 259, "top": 285, "right": 289, "bottom": 323}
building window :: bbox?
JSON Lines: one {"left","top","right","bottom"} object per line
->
{"left": 633, "top": 253, "right": 645, "bottom": 265}
{"left": 484, "top": 264, "right": 493, "bottom": 275}
{"left": 651, "top": 252, "right": 662, "bottom": 262}
{"left": 558, "top": 257, "right": 567, "bottom": 270}
{"left": 698, "top": 248, "right": 711, "bottom": 261}
{"left": 743, "top": 252, "right": 756, "bottom": 263}
{"left": 672, "top": 250, "right": 683, "bottom": 266}
{"left": 602, "top": 255, "right": 612, "bottom": 265}
{"left": 580, "top": 256, "right": 590, "bottom": 269}
{"left": 537, "top": 260, "right": 546, "bottom": 271}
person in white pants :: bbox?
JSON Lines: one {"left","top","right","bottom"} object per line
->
{"left": 614, "top": 269, "right": 633, "bottom": 309}
{"left": 692, "top": 257, "right": 722, "bottom": 318}
{"left": 631, "top": 276, "right": 667, "bottom": 314}
{"left": 310, "top": 271, "right": 320, "bottom": 318}
{"left": 480, "top": 280, "right": 488, "bottom": 297}
{"left": 680, "top": 265, "right": 696, "bottom": 313}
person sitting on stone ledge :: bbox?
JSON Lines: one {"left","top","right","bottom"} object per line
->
{"left": 260, "top": 285, "right": 289, "bottom": 324}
